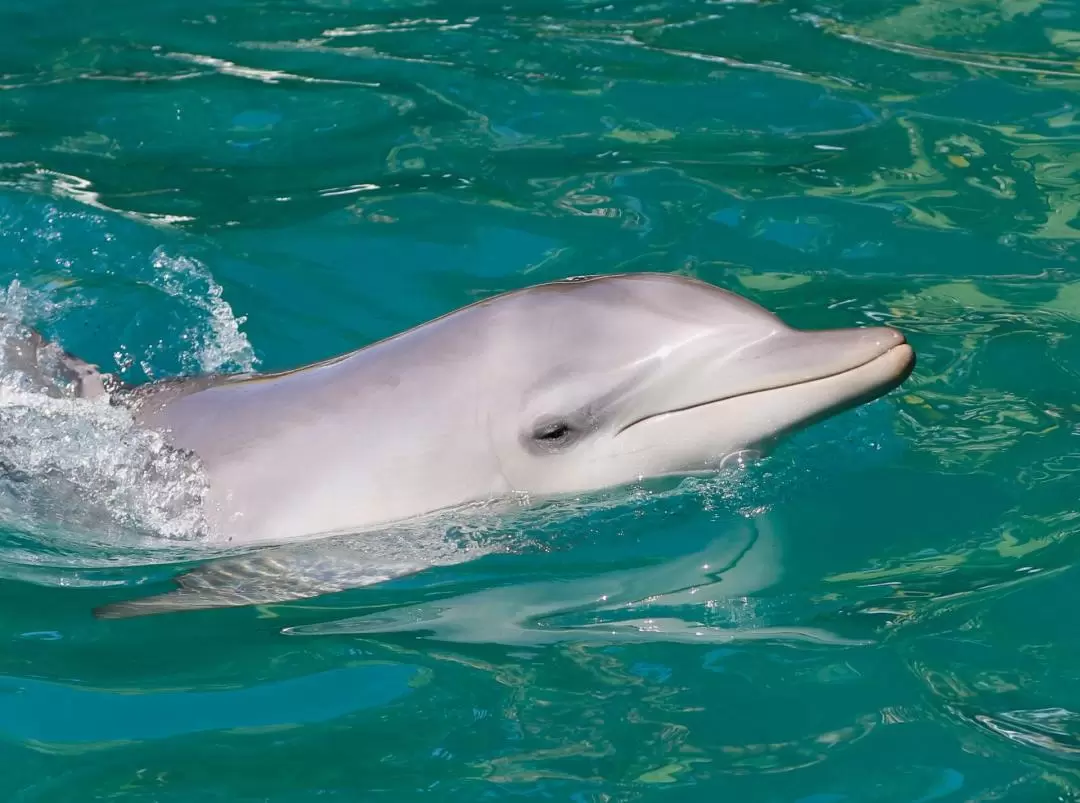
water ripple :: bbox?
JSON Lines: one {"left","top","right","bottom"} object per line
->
{"left": 0, "top": 0, "right": 1079, "bottom": 799}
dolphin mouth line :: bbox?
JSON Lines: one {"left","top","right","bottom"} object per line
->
{"left": 614, "top": 342, "right": 914, "bottom": 436}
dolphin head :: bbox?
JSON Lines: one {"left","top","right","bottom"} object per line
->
{"left": 488, "top": 273, "right": 914, "bottom": 496}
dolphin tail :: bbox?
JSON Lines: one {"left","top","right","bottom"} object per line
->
{"left": 0, "top": 318, "right": 120, "bottom": 400}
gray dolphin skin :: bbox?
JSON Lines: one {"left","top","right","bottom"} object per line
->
{"left": 6, "top": 272, "right": 915, "bottom": 618}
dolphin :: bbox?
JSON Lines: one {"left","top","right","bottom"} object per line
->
{"left": 0, "top": 272, "right": 915, "bottom": 617}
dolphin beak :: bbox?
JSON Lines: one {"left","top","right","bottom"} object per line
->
{"left": 739, "top": 325, "right": 916, "bottom": 417}
{"left": 749, "top": 324, "right": 915, "bottom": 439}
{"left": 756, "top": 325, "right": 912, "bottom": 387}
{"left": 617, "top": 324, "right": 914, "bottom": 437}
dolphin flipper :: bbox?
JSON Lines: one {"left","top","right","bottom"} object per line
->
{"left": 92, "top": 543, "right": 435, "bottom": 619}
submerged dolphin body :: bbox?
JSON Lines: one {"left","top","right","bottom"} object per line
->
{"left": 0, "top": 272, "right": 915, "bottom": 618}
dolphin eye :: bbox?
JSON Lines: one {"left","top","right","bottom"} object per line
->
{"left": 526, "top": 418, "right": 584, "bottom": 454}
{"left": 534, "top": 421, "right": 573, "bottom": 442}
{"left": 525, "top": 410, "right": 601, "bottom": 454}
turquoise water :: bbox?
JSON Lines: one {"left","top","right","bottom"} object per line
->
{"left": 1, "top": 0, "right": 1080, "bottom": 799}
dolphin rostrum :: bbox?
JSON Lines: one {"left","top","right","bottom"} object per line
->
{"left": 0, "top": 272, "right": 915, "bottom": 618}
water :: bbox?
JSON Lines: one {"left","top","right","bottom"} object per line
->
{"left": 1, "top": 0, "right": 1079, "bottom": 798}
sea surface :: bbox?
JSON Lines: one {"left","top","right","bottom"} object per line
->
{"left": 1, "top": 0, "right": 1079, "bottom": 800}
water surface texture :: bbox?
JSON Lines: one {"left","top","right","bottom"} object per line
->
{"left": 2, "top": 0, "right": 1080, "bottom": 800}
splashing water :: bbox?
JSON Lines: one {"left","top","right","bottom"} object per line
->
{"left": 0, "top": 200, "right": 266, "bottom": 577}
{"left": 0, "top": 282, "right": 213, "bottom": 563}
{"left": 148, "top": 247, "right": 257, "bottom": 375}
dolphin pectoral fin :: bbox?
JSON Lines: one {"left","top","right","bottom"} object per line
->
{"left": 0, "top": 319, "right": 121, "bottom": 400}
{"left": 94, "top": 587, "right": 249, "bottom": 619}
{"left": 92, "top": 547, "right": 433, "bottom": 619}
